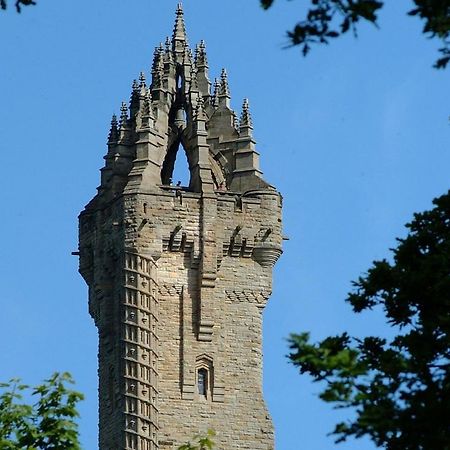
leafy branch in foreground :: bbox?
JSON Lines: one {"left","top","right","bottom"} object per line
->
{"left": 178, "top": 429, "right": 216, "bottom": 450}
{"left": 289, "top": 191, "right": 450, "bottom": 449}
{"left": 261, "top": 0, "right": 450, "bottom": 69}
{"left": 0, "top": 372, "right": 83, "bottom": 449}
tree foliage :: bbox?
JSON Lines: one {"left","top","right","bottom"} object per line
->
{"left": 0, "top": 372, "right": 83, "bottom": 449}
{"left": 3, "top": 0, "right": 449, "bottom": 67}
{"left": 288, "top": 191, "right": 450, "bottom": 449}
{"left": 177, "top": 430, "right": 216, "bottom": 450}
{"left": 0, "top": 0, "right": 36, "bottom": 13}
{"left": 261, "top": 0, "right": 450, "bottom": 68}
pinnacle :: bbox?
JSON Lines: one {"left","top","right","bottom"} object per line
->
{"left": 119, "top": 102, "right": 128, "bottom": 129}
{"left": 190, "top": 67, "right": 199, "bottom": 93}
{"left": 195, "top": 40, "right": 208, "bottom": 69}
{"left": 111, "top": 113, "right": 118, "bottom": 127}
{"left": 212, "top": 78, "right": 220, "bottom": 107}
{"left": 219, "top": 68, "right": 230, "bottom": 98}
{"left": 108, "top": 113, "right": 119, "bottom": 143}
{"left": 152, "top": 45, "right": 163, "bottom": 73}
{"left": 183, "top": 45, "right": 193, "bottom": 66}
{"left": 233, "top": 111, "right": 239, "bottom": 131}
{"left": 139, "top": 72, "right": 147, "bottom": 96}
{"left": 239, "top": 98, "right": 253, "bottom": 136}
{"left": 142, "top": 88, "right": 153, "bottom": 118}
{"left": 194, "top": 95, "right": 206, "bottom": 122}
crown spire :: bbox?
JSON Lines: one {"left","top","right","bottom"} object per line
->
{"left": 172, "top": 3, "right": 187, "bottom": 54}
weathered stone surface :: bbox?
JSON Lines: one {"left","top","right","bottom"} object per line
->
{"left": 78, "top": 4, "right": 282, "bottom": 449}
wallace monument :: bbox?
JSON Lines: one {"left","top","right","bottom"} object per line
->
{"left": 78, "top": 4, "right": 283, "bottom": 449}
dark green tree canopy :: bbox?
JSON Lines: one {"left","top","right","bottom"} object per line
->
{"left": 261, "top": 0, "right": 450, "bottom": 68}
{"left": 3, "top": 0, "right": 449, "bottom": 67}
{"left": 0, "top": 372, "right": 83, "bottom": 449}
{"left": 289, "top": 191, "right": 450, "bottom": 449}
{"left": 0, "top": 0, "right": 35, "bottom": 13}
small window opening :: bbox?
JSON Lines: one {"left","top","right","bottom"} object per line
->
{"left": 143, "top": 203, "right": 147, "bottom": 214}
{"left": 197, "top": 368, "right": 208, "bottom": 397}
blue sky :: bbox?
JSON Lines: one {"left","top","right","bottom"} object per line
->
{"left": 0, "top": 1, "right": 448, "bottom": 449}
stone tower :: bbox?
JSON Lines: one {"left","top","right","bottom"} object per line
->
{"left": 78, "top": 5, "right": 283, "bottom": 450}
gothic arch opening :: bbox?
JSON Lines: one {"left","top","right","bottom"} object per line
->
{"left": 161, "top": 139, "right": 191, "bottom": 187}
{"left": 172, "top": 142, "right": 190, "bottom": 187}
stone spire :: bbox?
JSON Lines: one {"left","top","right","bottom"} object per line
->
{"left": 172, "top": 3, "right": 187, "bottom": 57}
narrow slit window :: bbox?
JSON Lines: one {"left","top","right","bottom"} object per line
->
{"left": 197, "top": 368, "right": 208, "bottom": 397}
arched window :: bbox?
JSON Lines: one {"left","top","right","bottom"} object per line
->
{"left": 197, "top": 368, "right": 208, "bottom": 397}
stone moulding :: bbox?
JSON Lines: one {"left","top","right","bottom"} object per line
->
{"left": 253, "top": 243, "right": 283, "bottom": 267}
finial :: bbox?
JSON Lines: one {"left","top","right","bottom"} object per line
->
{"left": 108, "top": 114, "right": 119, "bottom": 144}
{"left": 119, "top": 101, "right": 128, "bottom": 129}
